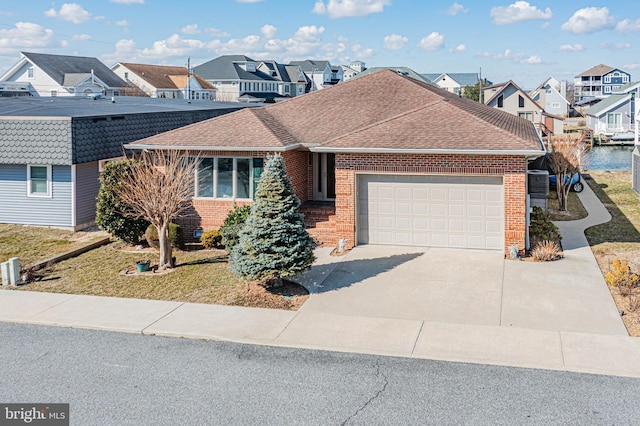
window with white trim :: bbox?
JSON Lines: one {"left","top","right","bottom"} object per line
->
{"left": 551, "top": 102, "right": 561, "bottom": 108}
{"left": 196, "top": 157, "right": 262, "bottom": 199}
{"left": 27, "top": 165, "right": 51, "bottom": 197}
{"left": 27, "top": 67, "right": 34, "bottom": 79}
{"left": 518, "top": 112, "right": 533, "bottom": 121}
{"left": 607, "top": 113, "right": 622, "bottom": 130}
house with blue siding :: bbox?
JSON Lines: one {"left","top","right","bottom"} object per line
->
{"left": 585, "top": 81, "right": 640, "bottom": 138}
{"left": 574, "top": 64, "right": 632, "bottom": 103}
{"left": 0, "top": 96, "right": 249, "bottom": 230}
{"left": 529, "top": 77, "right": 570, "bottom": 117}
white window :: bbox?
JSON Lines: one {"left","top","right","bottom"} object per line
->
{"left": 27, "top": 66, "right": 34, "bottom": 79}
{"left": 604, "top": 75, "right": 611, "bottom": 83}
{"left": 196, "top": 157, "right": 255, "bottom": 199}
{"left": 623, "top": 74, "right": 629, "bottom": 83}
{"left": 607, "top": 113, "right": 622, "bottom": 130}
{"left": 27, "top": 165, "right": 51, "bottom": 197}
{"left": 551, "top": 102, "right": 561, "bottom": 108}
{"left": 518, "top": 112, "right": 533, "bottom": 121}
{"left": 604, "top": 86, "right": 611, "bottom": 93}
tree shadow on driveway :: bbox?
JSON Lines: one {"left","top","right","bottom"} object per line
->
{"left": 296, "top": 252, "right": 424, "bottom": 294}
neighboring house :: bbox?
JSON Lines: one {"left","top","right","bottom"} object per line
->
{"left": 431, "top": 73, "right": 482, "bottom": 96}
{"left": 0, "top": 97, "right": 249, "bottom": 230}
{"left": 0, "top": 82, "right": 31, "bottom": 97}
{"left": 585, "top": 81, "right": 640, "bottom": 138}
{"left": 194, "top": 55, "right": 281, "bottom": 102}
{"left": 340, "top": 61, "right": 366, "bottom": 82}
{"left": 125, "top": 70, "right": 545, "bottom": 255}
{"left": 256, "top": 61, "right": 307, "bottom": 99}
{"left": 357, "top": 67, "right": 433, "bottom": 84}
{"left": 529, "top": 77, "right": 570, "bottom": 117}
{"left": 574, "top": 64, "right": 631, "bottom": 103}
{"left": 0, "top": 52, "right": 127, "bottom": 97}
{"left": 330, "top": 66, "right": 344, "bottom": 85}
{"left": 484, "top": 80, "right": 562, "bottom": 136}
{"left": 289, "top": 60, "right": 335, "bottom": 91}
{"left": 111, "top": 63, "right": 217, "bottom": 100}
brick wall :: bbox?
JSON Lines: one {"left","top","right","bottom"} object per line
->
{"left": 177, "top": 149, "right": 309, "bottom": 241}
{"left": 334, "top": 152, "right": 528, "bottom": 255}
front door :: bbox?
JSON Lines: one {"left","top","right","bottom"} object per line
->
{"left": 313, "top": 153, "right": 336, "bottom": 200}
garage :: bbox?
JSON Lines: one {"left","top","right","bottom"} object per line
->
{"left": 357, "top": 174, "right": 504, "bottom": 250}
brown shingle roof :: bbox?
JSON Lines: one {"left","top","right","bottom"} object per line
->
{"left": 130, "top": 69, "right": 543, "bottom": 153}
{"left": 576, "top": 64, "right": 615, "bottom": 77}
{"left": 131, "top": 107, "right": 296, "bottom": 149}
{"left": 120, "top": 63, "right": 215, "bottom": 90}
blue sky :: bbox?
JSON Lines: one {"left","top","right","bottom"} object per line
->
{"left": 0, "top": 0, "right": 639, "bottom": 88}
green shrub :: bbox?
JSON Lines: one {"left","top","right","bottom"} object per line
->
{"left": 529, "top": 206, "right": 561, "bottom": 248}
{"left": 145, "top": 224, "right": 184, "bottom": 250}
{"left": 200, "top": 230, "right": 222, "bottom": 249}
{"left": 220, "top": 205, "right": 251, "bottom": 252}
{"left": 95, "top": 160, "right": 149, "bottom": 244}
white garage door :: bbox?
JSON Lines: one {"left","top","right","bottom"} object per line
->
{"left": 357, "top": 175, "right": 504, "bottom": 250}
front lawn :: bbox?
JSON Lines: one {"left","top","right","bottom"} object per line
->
{"left": 1, "top": 225, "right": 308, "bottom": 310}
{"left": 584, "top": 171, "right": 640, "bottom": 336}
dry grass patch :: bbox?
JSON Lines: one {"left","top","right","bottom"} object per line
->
{"left": 0, "top": 224, "right": 108, "bottom": 265}
{"left": 546, "top": 189, "right": 588, "bottom": 221}
{"left": 7, "top": 243, "right": 308, "bottom": 310}
{"left": 584, "top": 171, "right": 640, "bottom": 336}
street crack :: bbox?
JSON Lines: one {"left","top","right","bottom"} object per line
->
{"left": 341, "top": 360, "right": 388, "bottom": 425}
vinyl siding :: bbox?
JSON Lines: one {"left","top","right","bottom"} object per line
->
{"left": 74, "top": 161, "right": 100, "bottom": 226}
{"left": 0, "top": 164, "right": 72, "bottom": 227}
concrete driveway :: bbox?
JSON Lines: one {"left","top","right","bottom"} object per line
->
{"left": 296, "top": 244, "right": 626, "bottom": 336}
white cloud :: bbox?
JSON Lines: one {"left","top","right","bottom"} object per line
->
{"left": 44, "top": 3, "right": 91, "bottom": 24}
{"left": 312, "top": 0, "right": 391, "bottom": 18}
{"left": 72, "top": 33, "right": 92, "bottom": 40}
{"left": 561, "top": 7, "right": 615, "bottom": 34}
{"left": 599, "top": 42, "right": 631, "bottom": 51}
{"left": 449, "top": 43, "right": 466, "bottom": 53}
{"left": 350, "top": 42, "right": 374, "bottom": 58}
{"left": 490, "top": 1, "right": 552, "bottom": 25}
{"left": 383, "top": 34, "right": 408, "bottom": 50}
{"left": 446, "top": 3, "right": 468, "bottom": 16}
{"left": 204, "top": 28, "right": 230, "bottom": 37}
{"left": 616, "top": 18, "right": 640, "bottom": 34}
{"left": 101, "top": 39, "right": 138, "bottom": 64}
{"left": 520, "top": 55, "right": 542, "bottom": 64}
{"left": 0, "top": 22, "right": 61, "bottom": 55}
{"left": 624, "top": 63, "right": 640, "bottom": 70}
{"left": 181, "top": 24, "right": 200, "bottom": 35}
{"left": 115, "top": 20, "right": 128, "bottom": 27}
{"left": 417, "top": 32, "right": 444, "bottom": 51}
{"left": 110, "top": 0, "right": 144, "bottom": 3}
{"left": 558, "top": 43, "right": 584, "bottom": 52}
{"left": 261, "top": 24, "right": 278, "bottom": 39}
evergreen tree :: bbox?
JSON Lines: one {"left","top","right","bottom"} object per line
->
{"left": 96, "top": 159, "right": 149, "bottom": 244}
{"left": 230, "top": 154, "right": 315, "bottom": 286}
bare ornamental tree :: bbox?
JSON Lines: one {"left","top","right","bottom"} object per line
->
{"left": 548, "top": 137, "right": 585, "bottom": 211}
{"left": 114, "top": 150, "right": 197, "bottom": 269}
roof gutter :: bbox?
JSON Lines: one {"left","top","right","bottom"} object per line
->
{"left": 123, "top": 142, "right": 303, "bottom": 152}
{"left": 310, "top": 147, "right": 545, "bottom": 156}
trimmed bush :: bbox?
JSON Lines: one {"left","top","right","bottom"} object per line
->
{"left": 529, "top": 206, "right": 561, "bottom": 248}
{"left": 145, "top": 223, "right": 184, "bottom": 250}
{"left": 220, "top": 205, "right": 251, "bottom": 252}
{"left": 200, "top": 230, "right": 222, "bottom": 249}
{"left": 95, "top": 159, "right": 149, "bottom": 244}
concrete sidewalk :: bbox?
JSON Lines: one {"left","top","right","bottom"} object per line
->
{"left": 1, "top": 180, "right": 640, "bottom": 378}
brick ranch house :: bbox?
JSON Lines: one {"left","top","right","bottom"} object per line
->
{"left": 125, "top": 69, "right": 545, "bottom": 255}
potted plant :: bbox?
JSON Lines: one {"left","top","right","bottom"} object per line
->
{"left": 136, "top": 259, "right": 151, "bottom": 273}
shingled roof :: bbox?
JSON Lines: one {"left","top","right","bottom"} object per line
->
{"left": 127, "top": 69, "right": 543, "bottom": 154}
{"left": 118, "top": 63, "right": 215, "bottom": 90}
{"left": 22, "top": 52, "right": 125, "bottom": 88}
{"left": 576, "top": 64, "right": 616, "bottom": 77}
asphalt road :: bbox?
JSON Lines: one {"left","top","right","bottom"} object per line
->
{"left": 1, "top": 322, "right": 639, "bottom": 425}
